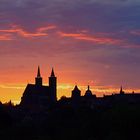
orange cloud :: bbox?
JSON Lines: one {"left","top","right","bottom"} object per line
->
{"left": 0, "top": 34, "right": 13, "bottom": 40}
{"left": 0, "top": 25, "right": 56, "bottom": 38}
{"left": 58, "top": 31, "right": 122, "bottom": 45}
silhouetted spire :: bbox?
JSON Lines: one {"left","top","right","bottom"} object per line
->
{"left": 51, "top": 68, "right": 55, "bottom": 77}
{"left": 120, "top": 86, "right": 124, "bottom": 95}
{"left": 49, "top": 67, "right": 57, "bottom": 101}
{"left": 35, "top": 66, "right": 42, "bottom": 86}
{"left": 120, "top": 86, "right": 123, "bottom": 92}
{"left": 37, "top": 66, "right": 41, "bottom": 77}
{"left": 88, "top": 85, "right": 90, "bottom": 90}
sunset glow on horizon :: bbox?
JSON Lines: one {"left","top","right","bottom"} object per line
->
{"left": 0, "top": 80, "right": 140, "bottom": 104}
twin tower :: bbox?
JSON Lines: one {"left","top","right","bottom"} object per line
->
{"left": 20, "top": 67, "right": 57, "bottom": 106}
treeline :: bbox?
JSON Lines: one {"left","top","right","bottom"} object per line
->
{"left": 0, "top": 100, "right": 140, "bottom": 140}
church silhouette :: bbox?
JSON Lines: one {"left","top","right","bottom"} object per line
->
{"left": 20, "top": 67, "right": 57, "bottom": 107}
{"left": 19, "top": 66, "right": 140, "bottom": 110}
{"left": 20, "top": 67, "right": 97, "bottom": 108}
{"left": 1, "top": 67, "right": 140, "bottom": 140}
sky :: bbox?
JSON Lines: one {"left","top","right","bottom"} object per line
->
{"left": 0, "top": 0, "right": 140, "bottom": 103}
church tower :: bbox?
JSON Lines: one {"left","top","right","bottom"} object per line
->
{"left": 49, "top": 68, "right": 57, "bottom": 101}
{"left": 35, "top": 66, "right": 42, "bottom": 86}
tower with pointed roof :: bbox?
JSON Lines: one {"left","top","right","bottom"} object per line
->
{"left": 35, "top": 66, "right": 42, "bottom": 86}
{"left": 49, "top": 68, "right": 57, "bottom": 101}
{"left": 20, "top": 67, "right": 57, "bottom": 107}
{"left": 72, "top": 85, "right": 81, "bottom": 99}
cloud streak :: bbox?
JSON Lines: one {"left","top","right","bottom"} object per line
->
{"left": 0, "top": 25, "right": 56, "bottom": 39}
{"left": 0, "top": 34, "right": 13, "bottom": 40}
{"left": 59, "top": 31, "right": 122, "bottom": 45}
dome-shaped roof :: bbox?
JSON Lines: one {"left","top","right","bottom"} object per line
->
{"left": 85, "top": 85, "right": 92, "bottom": 96}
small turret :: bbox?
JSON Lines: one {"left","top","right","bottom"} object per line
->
{"left": 71, "top": 85, "right": 81, "bottom": 99}
{"left": 85, "top": 85, "right": 92, "bottom": 97}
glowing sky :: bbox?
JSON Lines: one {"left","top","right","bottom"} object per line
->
{"left": 0, "top": 0, "right": 140, "bottom": 103}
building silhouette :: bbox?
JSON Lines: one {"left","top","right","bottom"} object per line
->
{"left": 120, "top": 86, "right": 125, "bottom": 95}
{"left": 71, "top": 85, "right": 81, "bottom": 99}
{"left": 20, "top": 67, "right": 57, "bottom": 107}
{"left": 84, "top": 85, "right": 93, "bottom": 97}
{"left": 19, "top": 66, "right": 140, "bottom": 110}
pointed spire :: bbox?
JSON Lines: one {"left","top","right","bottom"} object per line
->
{"left": 35, "top": 66, "right": 42, "bottom": 86}
{"left": 120, "top": 86, "right": 123, "bottom": 92}
{"left": 88, "top": 85, "right": 90, "bottom": 90}
{"left": 51, "top": 67, "right": 55, "bottom": 77}
{"left": 120, "top": 86, "right": 124, "bottom": 94}
{"left": 37, "top": 66, "right": 41, "bottom": 77}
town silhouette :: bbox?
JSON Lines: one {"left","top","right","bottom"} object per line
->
{"left": 0, "top": 67, "right": 140, "bottom": 140}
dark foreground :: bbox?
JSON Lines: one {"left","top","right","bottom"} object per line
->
{"left": 0, "top": 98, "right": 140, "bottom": 140}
